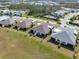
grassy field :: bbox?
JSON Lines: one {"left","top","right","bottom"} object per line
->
{"left": 75, "top": 32, "right": 79, "bottom": 59}
{"left": 0, "top": 27, "right": 72, "bottom": 59}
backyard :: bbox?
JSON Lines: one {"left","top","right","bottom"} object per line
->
{"left": 0, "top": 27, "right": 72, "bottom": 59}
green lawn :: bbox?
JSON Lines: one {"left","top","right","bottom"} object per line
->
{"left": 0, "top": 27, "right": 72, "bottom": 59}
{"left": 75, "top": 33, "right": 79, "bottom": 59}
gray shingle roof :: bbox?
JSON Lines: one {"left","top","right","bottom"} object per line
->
{"left": 52, "top": 29, "right": 76, "bottom": 45}
{"left": 0, "top": 16, "right": 10, "bottom": 21}
{"left": 17, "top": 20, "right": 32, "bottom": 28}
{"left": 32, "top": 23, "right": 53, "bottom": 34}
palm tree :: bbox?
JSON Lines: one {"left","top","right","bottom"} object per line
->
{"left": 58, "top": 43, "right": 61, "bottom": 49}
{"left": 73, "top": 50, "right": 77, "bottom": 59}
{"left": 49, "top": 30, "right": 52, "bottom": 35}
{"left": 9, "top": 11, "right": 12, "bottom": 18}
{"left": 76, "top": 33, "right": 79, "bottom": 45}
{"left": 57, "top": 40, "right": 61, "bottom": 49}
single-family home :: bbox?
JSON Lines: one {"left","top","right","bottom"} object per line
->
{"left": 14, "top": 11, "right": 21, "bottom": 16}
{"left": 0, "top": 5, "right": 8, "bottom": 8}
{"left": 10, "top": 10, "right": 22, "bottom": 16}
{"left": 35, "top": 1, "right": 48, "bottom": 5}
{"left": 71, "top": 20, "right": 79, "bottom": 26}
{"left": 0, "top": 10, "right": 3, "bottom": 14}
{"left": 32, "top": 20, "right": 45, "bottom": 26}
{"left": 16, "top": 20, "right": 33, "bottom": 30}
{"left": 51, "top": 27, "right": 77, "bottom": 47}
{"left": 44, "top": 15, "right": 57, "bottom": 20}
{"left": 0, "top": 16, "right": 15, "bottom": 27}
{"left": 52, "top": 10, "right": 68, "bottom": 17}
{"left": 31, "top": 23, "right": 54, "bottom": 37}
{"left": 25, "top": 1, "right": 35, "bottom": 5}
{"left": 2, "top": 10, "right": 11, "bottom": 15}
{"left": 12, "top": 16, "right": 22, "bottom": 21}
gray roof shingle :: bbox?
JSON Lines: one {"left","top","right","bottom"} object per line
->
{"left": 32, "top": 23, "right": 53, "bottom": 34}
{"left": 52, "top": 28, "right": 76, "bottom": 45}
{"left": 17, "top": 20, "right": 32, "bottom": 29}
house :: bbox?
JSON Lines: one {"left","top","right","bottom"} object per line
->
{"left": 44, "top": 15, "right": 57, "bottom": 20}
{"left": 10, "top": 10, "right": 22, "bottom": 16}
{"left": 62, "top": 7, "right": 79, "bottom": 13}
{"left": 52, "top": 10, "right": 68, "bottom": 17}
{"left": 0, "top": 10, "right": 3, "bottom": 14}
{"left": 12, "top": 16, "right": 26, "bottom": 23}
{"left": 51, "top": 27, "right": 77, "bottom": 47}
{"left": 16, "top": 19, "right": 33, "bottom": 30}
{"left": 12, "top": 16, "right": 21, "bottom": 21}
{"left": 35, "top": 2, "right": 44, "bottom": 5}
{"left": 32, "top": 20, "right": 45, "bottom": 26}
{"left": 0, "top": 16, "right": 15, "bottom": 27}
{"left": 31, "top": 23, "right": 54, "bottom": 37}
{"left": 0, "top": 16, "right": 10, "bottom": 21}
{"left": 10, "top": 10, "right": 17, "bottom": 14}
{"left": 0, "top": 5, "right": 9, "bottom": 8}
{"left": 14, "top": 11, "right": 21, "bottom": 16}
{"left": 25, "top": 1, "right": 35, "bottom": 5}
{"left": 35, "top": 1, "right": 48, "bottom": 5}
{"left": 2, "top": 10, "right": 10, "bottom": 15}
{"left": 71, "top": 20, "right": 79, "bottom": 26}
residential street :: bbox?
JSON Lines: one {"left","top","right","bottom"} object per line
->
{"left": 60, "top": 12, "right": 79, "bottom": 30}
